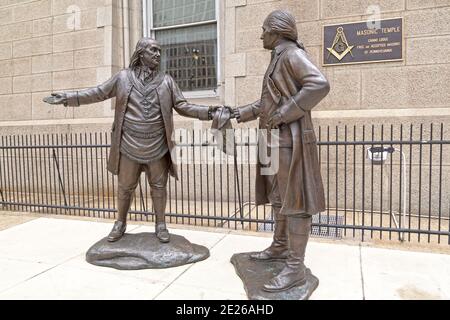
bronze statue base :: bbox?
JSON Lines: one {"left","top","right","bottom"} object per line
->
{"left": 86, "top": 233, "right": 209, "bottom": 270}
{"left": 231, "top": 253, "right": 319, "bottom": 300}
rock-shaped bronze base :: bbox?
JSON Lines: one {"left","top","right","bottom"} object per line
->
{"left": 231, "top": 252, "right": 319, "bottom": 300}
{"left": 86, "top": 232, "right": 209, "bottom": 270}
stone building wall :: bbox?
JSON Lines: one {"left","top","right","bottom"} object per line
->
{"left": 0, "top": 0, "right": 143, "bottom": 135}
{"left": 2, "top": 1, "right": 449, "bottom": 130}
{"left": 224, "top": 0, "right": 450, "bottom": 129}
{"left": 0, "top": 0, "right": 448, "bottom": 221}
{"left": 222, "top": 1, "right": 450, "bottom": 218}
{"left": 222, "top": 0, "right": 450, "bottom": 219}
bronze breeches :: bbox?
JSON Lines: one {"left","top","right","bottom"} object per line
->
{"left": 117, "top": 152, "right": 170, "bottom": 222}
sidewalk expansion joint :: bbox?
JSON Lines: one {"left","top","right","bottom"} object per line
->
{"left": 359, "top": 243, "right": 366, "bottom": 300}
{"left": 0, "top": 252, "right": 85, "bottom": 295}
{"left": 152, "top": 231, "right": 231, "bottom": 300}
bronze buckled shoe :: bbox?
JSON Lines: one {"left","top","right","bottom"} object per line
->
{"left": 107, "top": 221, "right": 127, "bottom": 242}
{"left": 155, "top": 222, "right": 170, "bottom": 243}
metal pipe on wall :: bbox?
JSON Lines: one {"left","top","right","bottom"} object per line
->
{"left": 143, "top": 0, "right": 148, "bottom": 37}
{"left": 122, "top": 0, "right": 130, "bottom": 68}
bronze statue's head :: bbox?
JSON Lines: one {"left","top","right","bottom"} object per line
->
{"left": 261, "top": 10, "right": 304, "bottom": 50}
{"left": 129, "top": 37, "right": 161, "bottom": 70}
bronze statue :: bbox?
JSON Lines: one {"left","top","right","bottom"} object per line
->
{"left": 231, "top": 10, "right": 330, "bottom": 296}
{"left": 44, "top": 38, "right": 218, "bottom": 244}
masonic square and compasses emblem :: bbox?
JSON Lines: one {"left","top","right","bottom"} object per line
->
{"left": 327, "top": 27, "right": 354, "bottom": 61}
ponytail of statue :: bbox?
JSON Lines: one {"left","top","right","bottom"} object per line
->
{"left": 265, "top": 10, "right": 306, "bottom": 51}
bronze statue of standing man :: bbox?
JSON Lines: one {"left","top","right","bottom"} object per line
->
{"left": 44, "top": 38, "right": 217, "bottom": 244}
{"left": 232, "top": 10, "right": 330, "bottom": 294}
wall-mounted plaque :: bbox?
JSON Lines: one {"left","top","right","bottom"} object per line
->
{"left": 323, "top": 18, "right": 403, "bottom": 66}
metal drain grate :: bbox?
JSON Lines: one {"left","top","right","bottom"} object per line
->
{"left": 311, "top": 214, "right": 344, "bottom": 239}
{"left": 258, "top": 223, "right": 274, "bottom": 232}
{"left": 258, "top": 214, "right": 344, "bottom": 240}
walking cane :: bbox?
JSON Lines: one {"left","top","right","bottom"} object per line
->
{"left": 233, "top": 129, "right": 244, "bottom": 227}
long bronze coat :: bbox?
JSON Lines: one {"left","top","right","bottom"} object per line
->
{"left": 238, "top": 41, "right": 330, "bottom": 216}
{"left": 65, "top": 69, "right": 210, "bottom": 178}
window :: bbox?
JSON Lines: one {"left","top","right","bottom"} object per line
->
{"left": 144, "top": 0, "right": 218, "bottom": 93}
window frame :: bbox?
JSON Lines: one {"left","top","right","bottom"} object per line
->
{"left": 143, "top": 0, "right": 221, "bottom": 98}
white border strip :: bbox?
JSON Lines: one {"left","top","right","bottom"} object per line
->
{"left": 0, "top": 118, "right": 114, "bottom": 127}
{"left": 312, "top": 108, "right": 450, "bottom": 119}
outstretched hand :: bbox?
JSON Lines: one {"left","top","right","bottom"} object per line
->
{"left": 209, "top": 105, "right": 238, "bottom": 120}
{"left": 267, "top": 111, "right": 283, "bottom": 129}
{"left": 223, "top": 106, "right": 240, "bottom": 120}
{"left": 43, "top": 93, "right": 68, "bottom": 106}
{"left": 232, "top": 109, "right": 240, "bottom": 120}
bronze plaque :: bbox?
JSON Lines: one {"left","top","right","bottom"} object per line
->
{"left": 323, "top": 18, "right": 403, "bottom": 66}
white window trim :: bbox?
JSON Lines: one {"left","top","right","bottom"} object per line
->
{"left": 143, "top": 0, "right": 220, "bottom": 98}
{"left": 151, "top": 19, "right": 217, "bottom": 31}
{"left": 183, "top": 90, "right": 218, "bottom": 99}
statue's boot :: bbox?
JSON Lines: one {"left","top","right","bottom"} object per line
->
{"left": 152, "top": 189, "right": 170, "bottom": 243}
{"left": 262, "top": 216, "right": 312, "bottom": 292}
{"left": 250, "top": 208, "right": 288, "bottom": 261}
{"left": 107, "top": 191, "right": 133, "bottom": 242}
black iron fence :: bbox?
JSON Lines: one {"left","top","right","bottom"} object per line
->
{"left": 0, "top": 124, "right": 448, "bottom": 244}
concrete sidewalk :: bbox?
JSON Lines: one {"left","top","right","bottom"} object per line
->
{"left": 0, "top": 216, "right": 449, "bottom": 300}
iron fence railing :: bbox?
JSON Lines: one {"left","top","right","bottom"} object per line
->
{"left": 0, "top": 124, "right": 448, "bottom": 244}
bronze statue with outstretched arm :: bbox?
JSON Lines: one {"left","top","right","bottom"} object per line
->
{"left": 44, "top": 38, "right": 221, "bottom": 244}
